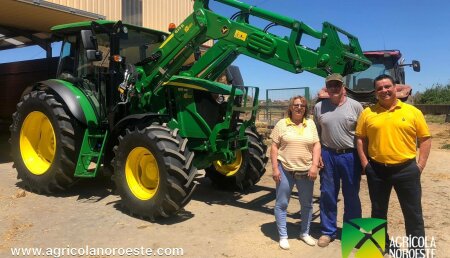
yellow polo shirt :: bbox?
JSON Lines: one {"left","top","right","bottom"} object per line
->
{"left": 270, "top": 118, "right": 320, "bottom": 171}
{"left": 355, "top": 100, "right": 430, "bottom": 164}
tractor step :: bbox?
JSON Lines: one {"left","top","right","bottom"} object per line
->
{"left": 74, "top": 129, "right": 108, "bottom": 178}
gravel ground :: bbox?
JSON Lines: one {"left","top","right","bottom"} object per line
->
{"left": 0, "top": 122, "right": 448, "bottom": 258}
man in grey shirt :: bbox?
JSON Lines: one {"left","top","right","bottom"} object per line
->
{"left": 313, "top": 74, "right": 363, "bottom": 247}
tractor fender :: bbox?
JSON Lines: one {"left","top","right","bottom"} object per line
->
{"left": 103, "top": 113, "right": 169, "bottom": 166}
{"left": 111, "top": 113, "right": 169, "bottom": 137}
{"left": 34, "top": 79, "right": 99, "bottom": 126}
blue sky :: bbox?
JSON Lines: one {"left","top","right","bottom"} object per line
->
{"left": 209, "top": 0, "right": 450, "bottom": 96}
{"left": 1, "top": 0, "right": 449, "bottom": 96}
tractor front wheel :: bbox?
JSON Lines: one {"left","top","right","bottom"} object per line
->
{"left": 206, "top": 127, "right": 268, "bottom": 190}
{"left": 10, "top": 91, "right": 81, "bottom": 193}
{"left": 114, "top": 124, "right": 197, "bottom": 219}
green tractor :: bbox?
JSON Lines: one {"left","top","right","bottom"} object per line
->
{"left": 10, "top": 0, "right": 370, "bottom": 219}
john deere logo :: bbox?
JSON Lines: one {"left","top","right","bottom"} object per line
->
{"left": 342, "top": 218, "right": 387, "bottom": 258}
{"left": 221, "top": 26, "right": 229, "bottom": 35}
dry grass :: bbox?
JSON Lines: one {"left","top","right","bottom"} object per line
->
{"left": 434, "top": 129, "right": 450, "bottom": 139}
{"left": 254, "top": 121, "right": 268, "bottom": 128}
{"left": 425, "top": 114, "right": 446, "bottom": 124}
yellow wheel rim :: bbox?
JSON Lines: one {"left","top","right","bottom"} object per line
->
{"left": 213, "top": 150, "right": 243, "bottom": 176}
{"left": 19, "top": 111, "right": 56, "bottom": 175}
{"left": 125, "top": 147, "right": 160, "bottom": 200}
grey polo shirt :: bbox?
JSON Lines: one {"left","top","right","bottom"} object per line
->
{"left": 313, "top": 97, "right": 363, "bottom": 149}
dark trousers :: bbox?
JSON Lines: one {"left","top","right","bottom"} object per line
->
{"left": 366, "top": 160, "right": 425, "bottom": 250}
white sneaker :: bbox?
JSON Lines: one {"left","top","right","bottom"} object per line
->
{"left": 299, "top": 235, "right": 317, "bottom": 246}
{"left": 279, "top": 238, "right": 290, "bottom": 250}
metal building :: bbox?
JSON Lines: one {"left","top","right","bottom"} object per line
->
{"left": 46, "top": 0, "right": 194, "bottom": 33}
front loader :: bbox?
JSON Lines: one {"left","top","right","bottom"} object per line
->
{"left": 10, "top": 0, "right": 370, "bottom": 219}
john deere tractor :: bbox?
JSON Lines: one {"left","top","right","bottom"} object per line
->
{"left": 10, "top": 0, "right": 370, "bottom": 219}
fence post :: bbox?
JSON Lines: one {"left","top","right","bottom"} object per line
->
{"left": 266, "top": 89, "right": 269, "bottom": 121}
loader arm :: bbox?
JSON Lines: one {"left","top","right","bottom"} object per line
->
{"left": 138, "top": 0, "right": 370, "bottom": 96}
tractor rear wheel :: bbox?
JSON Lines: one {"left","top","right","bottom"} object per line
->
{"left": 206, "top": 127, "right": 268, "bottom": 190}
{"left": 10, "top": 91, "right": 81, "bottom": 193}
{"left": 113, "top": 124, "right": 197, "bottom": 219}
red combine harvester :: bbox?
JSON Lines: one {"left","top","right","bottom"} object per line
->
{"left": 318, "top": 50, "right": 420, "bottom": 106}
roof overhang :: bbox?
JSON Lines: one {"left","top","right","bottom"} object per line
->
{"left": 0, "top": 0, "right": 104, "bottom": 51}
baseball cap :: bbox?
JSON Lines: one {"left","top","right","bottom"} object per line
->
{"left": 325, "top": 73, "right": 343, "bottom": 83}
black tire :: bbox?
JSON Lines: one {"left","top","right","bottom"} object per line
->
{"left": 206, "top": 127, "right": 268, "bottom": 190}
{"left": 113, "top": 124, "right": 197, "bottom": 219}
{"left": 9, "top": 90, "right": 82, "bottom": 193}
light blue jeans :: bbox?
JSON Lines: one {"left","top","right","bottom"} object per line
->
{"left": 275, "top": 163, "right": 315, "bottom": 239}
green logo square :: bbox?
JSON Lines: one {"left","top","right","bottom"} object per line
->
{"left": 341, "top": 218, "right": 387, "bottom": 258}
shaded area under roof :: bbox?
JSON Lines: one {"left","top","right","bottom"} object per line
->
{"left": 0, "top": 0, "right": 104, "bottom": 52}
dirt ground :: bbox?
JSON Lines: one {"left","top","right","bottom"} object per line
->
{"left": 0, "top": 122, "right": 449, "bottom": 258}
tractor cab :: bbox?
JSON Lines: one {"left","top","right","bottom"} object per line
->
{"left": 52, "top": 20, "right": 167, "bottom": 122}
{"left": 344, "top": 50, "right": 420, "bottom": 92}
{"left": 318, "top": 50, "right": 420, "bottom": 105}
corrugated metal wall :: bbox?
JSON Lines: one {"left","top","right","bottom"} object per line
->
{"left": 143, "top": 0, "right": 193, "bottom": 32}
{"left": 122, "top": 0, "right": 142, "bottom": 26}
{"left": 46, "top": 0, "right": 195, "bottom": 32}
{"left": 46, "top": 0, "right": 122, "bottom": 21}
{"left": 46, "top": 0, "right": 210, "bottom": 44}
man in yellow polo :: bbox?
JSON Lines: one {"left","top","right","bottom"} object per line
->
{"left": 355, "top": 74, "right": 431, "bottom": 255}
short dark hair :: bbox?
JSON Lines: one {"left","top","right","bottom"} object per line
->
{"left": 373, "top": 74, "right": 395, "bottom": 87}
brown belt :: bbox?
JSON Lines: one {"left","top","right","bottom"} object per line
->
{"left": 370, "top": 158, "right": 415, "bottom": 167}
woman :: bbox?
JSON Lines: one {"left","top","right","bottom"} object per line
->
{"left": 270, "top": 95, "right": 321, "bottom": 249}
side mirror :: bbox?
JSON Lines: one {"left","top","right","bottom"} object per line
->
{"left": 81, "top": 30, "right": 103, "bottom": 61}
{"left": 226, "top": 65, "right": 244, "bottom": 86}
{"left": 412, "top": 60, "right": 420, "bottom": 72}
